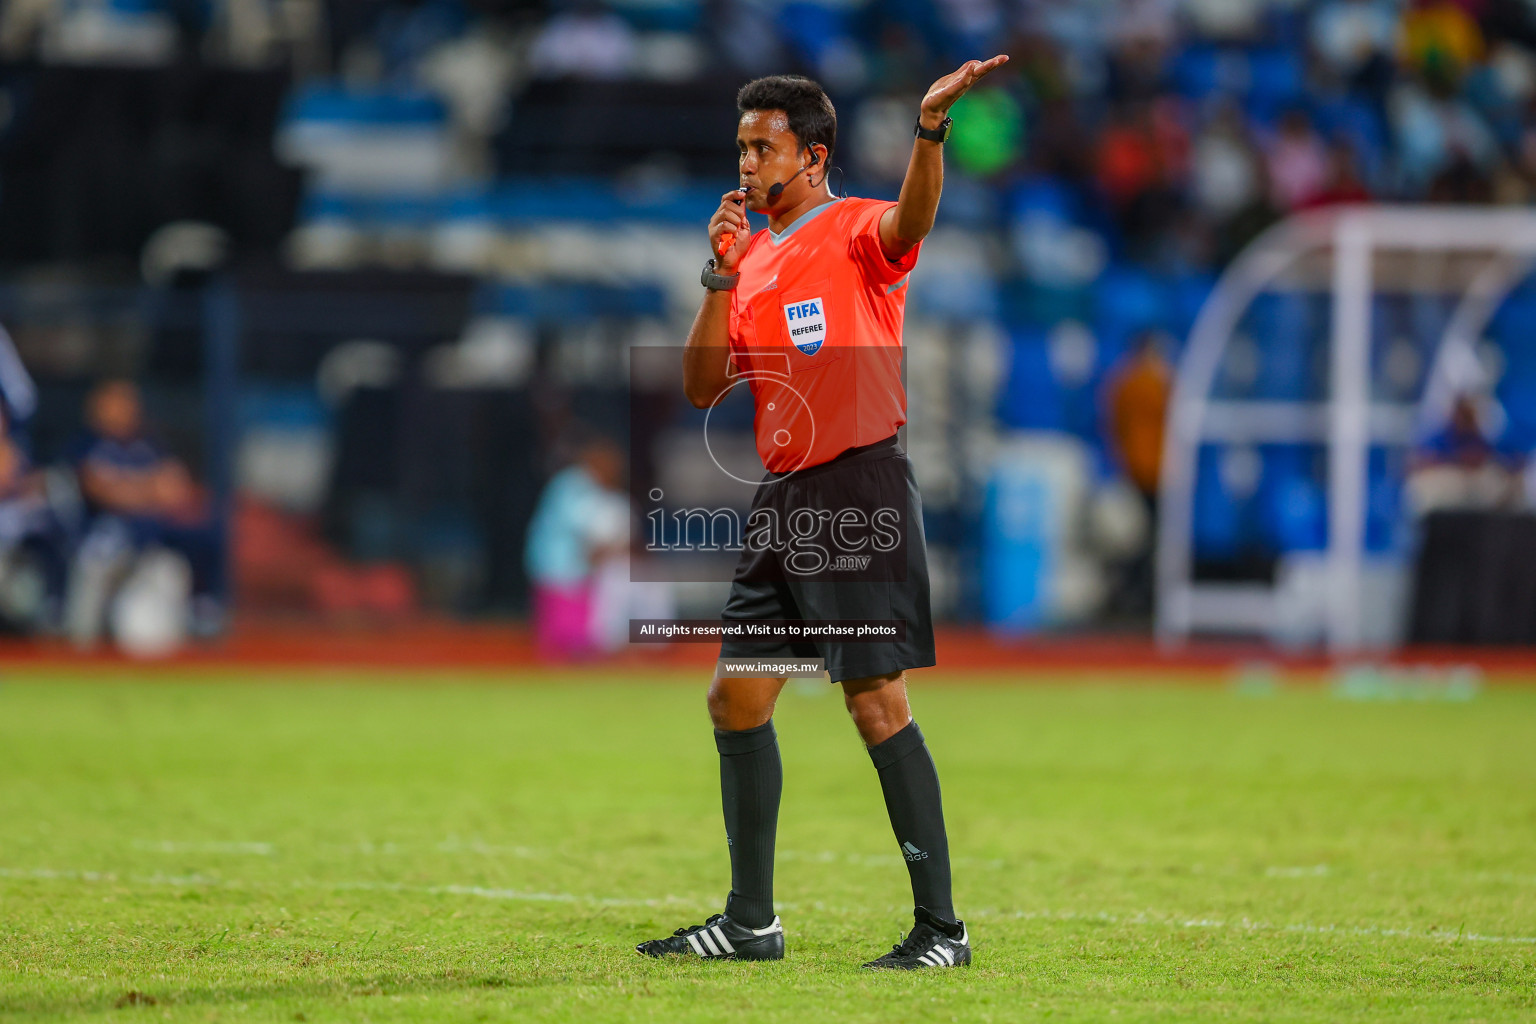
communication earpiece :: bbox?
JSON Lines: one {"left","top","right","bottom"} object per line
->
{"left": 767, "top": 146, "right": 825, "bottom": 199}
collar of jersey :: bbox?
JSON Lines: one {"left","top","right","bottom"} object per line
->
{"left": 768, "top": 196, "right": 842, "bottom": 245}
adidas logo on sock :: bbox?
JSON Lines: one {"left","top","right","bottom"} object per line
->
{"left": 902, "top": 841, "right": 928, "bottom": 862}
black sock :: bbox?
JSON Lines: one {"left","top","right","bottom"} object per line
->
{"left": 716, "top": 720, "right": 781, "bottom": 928}
{"left": 868, "top": 720, "right": 955, "bottom": 924}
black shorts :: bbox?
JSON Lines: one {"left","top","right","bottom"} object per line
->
{"left": 719, "top": 434, "right": 936, "bottom": 683}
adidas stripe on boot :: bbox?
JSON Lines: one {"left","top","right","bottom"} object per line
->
{"left": 862, "top": 906, "right": 971, "bottom": 970}
{"left": 636, "top": 912, "right": 785, "bottom": 960}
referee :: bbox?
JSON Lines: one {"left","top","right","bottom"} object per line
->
{"left": 637, "top": 58, "right": 1007, "bottom": 969}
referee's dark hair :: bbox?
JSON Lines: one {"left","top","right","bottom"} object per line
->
{"left": 737, "top": 75, "right": 837, "bottom": 164}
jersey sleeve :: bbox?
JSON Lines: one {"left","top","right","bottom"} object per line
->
{"left": 846, "top": 199, "right": 921, "bottom": 287}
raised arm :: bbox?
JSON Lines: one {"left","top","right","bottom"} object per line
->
{"left": 879, "top": 56, "right": 1009, "bottom": 261}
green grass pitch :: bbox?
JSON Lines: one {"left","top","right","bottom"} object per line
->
{"left": 2, "top": 670, "right": 1534, "bottom": 1022}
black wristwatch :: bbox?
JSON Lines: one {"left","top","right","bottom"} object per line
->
{"left": 915, "top": 116, "right": 952, "bottom": 143}
{"left": 701, "top": 258, "right": 740, "bottom": 291}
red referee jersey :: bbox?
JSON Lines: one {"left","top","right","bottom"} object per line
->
{"left": 726, "top": 196, "right": 920, "bottom": 473}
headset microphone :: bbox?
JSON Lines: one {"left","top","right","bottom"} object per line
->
{"left": 768, "top": 150, "right": 819, "bottom": 200}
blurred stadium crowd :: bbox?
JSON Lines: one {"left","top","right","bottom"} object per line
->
{"left": 9, "top": 0, "right": 1536, "bottom": 246}
{"left": 1, "top": 0, "right": 1536, "bottom": 649}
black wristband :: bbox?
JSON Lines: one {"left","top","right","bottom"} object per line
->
{"left": 915, "top": 116, "right": 952, "bottom": 143}
{"left": 701, "top": 258, "right": 740, "bottom": 291}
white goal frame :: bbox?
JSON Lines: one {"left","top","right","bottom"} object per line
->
{"left": 1156, "top": 205, "right": 1536, "bottom": 651}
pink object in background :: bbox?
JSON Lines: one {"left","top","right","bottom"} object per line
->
{"left": 533, "top": 582, "right": 597, "bottom": 661}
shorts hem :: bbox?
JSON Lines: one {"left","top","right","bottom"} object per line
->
{"left": 825, "top": 652, "right": 936, "bottom": 685}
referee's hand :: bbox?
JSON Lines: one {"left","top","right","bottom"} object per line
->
{"left": 709, "top": 191, "right": 751, "bottom": 273}
{"left": 920, "top": 55, "right": 1010, "bottom": 129}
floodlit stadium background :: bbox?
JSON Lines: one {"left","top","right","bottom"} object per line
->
{"left": 1, "top": 0, "right": 1535, "bottom": 657}
{"left": 5, "top": 3, "right": 1536, "bottom": 1020}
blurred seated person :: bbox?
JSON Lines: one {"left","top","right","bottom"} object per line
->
{"left": 0, "top": 415, "right": 36, "bottom": 496}
{"left": 0, "top": 405, "right": 67, "bottom": 629}
{"left": 1104, "top": 330, "right": 1172, "bottom": 511}
{"left": 68, "top": 380, "right": 225, "bottom": 641}
{"left": 0, "top": 321, "right": 38, "bottom": 453}
{"left": 1101, "top": 330, "right": 1172, "bottom": 615}
{"left": 524, "top": 437, "right": 631, "bottom": 661}
{"left": 1408, "top": 392, "right": 1526, "bottom": 514}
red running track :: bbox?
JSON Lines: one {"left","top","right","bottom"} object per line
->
{"left": 1, "top": 618, "right": 1534, "bottom": 681}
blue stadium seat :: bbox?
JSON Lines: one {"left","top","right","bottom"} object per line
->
{"left": 1001, "top": 281, "right": 1091, "bottom": 327}
{"left": 1007, "top": 177, "right": 1077, "bottom": 222}
{"left": 1168, "top": 273, "right": 1215, "bottom": 346}
{"left": 777, "top": 3, "right": 853, "bottom": 67}
{"left": 1311, "top": 97, "right": 1389, "bottom": 182}
{"left": 1490, "top": 290, "right": 1536, "bottom": 451}
{"left": 279, "top": 84, "right": 454, "bottom": 194}
{"left": 1241, "top": 293, "right": 1313, "bottom": 400}
{"left": 1172, "top": 46, "right": 1249, "bottom": 101}
{"left": 1244, "top": 49, "right": 1306, "bottom": 122}
{"left": 372, "top": 194, "right": 443, "bottom": 227}
{"left": 284, "top": 84, "right": 447, "bottom": 127}
{"left": 1093, "top": 265, "right": 1170, "bottom": 356}
{"left": 1492, "top": 289, "right": 1536, "bottom": 377}
{"left": 1366, "top": 447, "right": 1405, "bottom": 553}
{"left": 1259, "top": 445, "right": 1325, "bottom": 552}
{"left": 1464, "top": 65, "right": 1525, "bottom": 150}
{"left": 301, "top": 192, "right": 366, "bottom": 223}
{"left": 996, "top": 327, "right": 1065, "bottom": 431}
{"left": 1261, "top": 3, "right": 1308, "bottom": 47}
{"left": 492, "top": 177, "right": 718, "bottom": 225}
{"left": 477, "top": 282, "right": 667, "bottom": 321}
{"left": 375, "top": 0, "right": 469, "bottom": 78}
{"left": 609, "top": 0, "right": 701, "bottom": 32}
{"left": 238, "top": 384, "right": 331, "bottom": 434}
{"left": 299, "top": 191, "right": 446, "bottom": 229}
{"left": 1193, "top": 447, "right": 1243, "bottom": 559}
{"left": 442, "top": 189, "right": 497, "bottom": 224}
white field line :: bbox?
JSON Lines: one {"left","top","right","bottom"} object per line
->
{"left": 123, "top": 841, "right": 1536, "bottom": 890}
{"left": 133, "top": 840, "right": 276, "bottom": 856}
{"left": 974, "top": 906, "right": 1536, "bottom": 946}
{"left": 1265, "top": 865, "right": 1329, "bottom": 878}
{"left": 778, "top": 849, "right": 1007, "bottom": 870}
{"left": 1471, "top": 871, "right": 1536, "bottom": 887}
{"left": 3, "top": 865, "right": 1534, "bottom": 946}
{"left": 126, "top": 839, "right": 544, "bottom": 859}
{"left": 125, "top": 839, "right": 1004, "bottom": 869}
{"left": 0, "top": 866, "right": 692, "bottom": 909}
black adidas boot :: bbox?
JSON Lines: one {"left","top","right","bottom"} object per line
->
{"left": 862, "top": 906, "right": 970, "bottom": 969}
{"left": 636, "top": 912, "right": 785, "bottom": 960}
